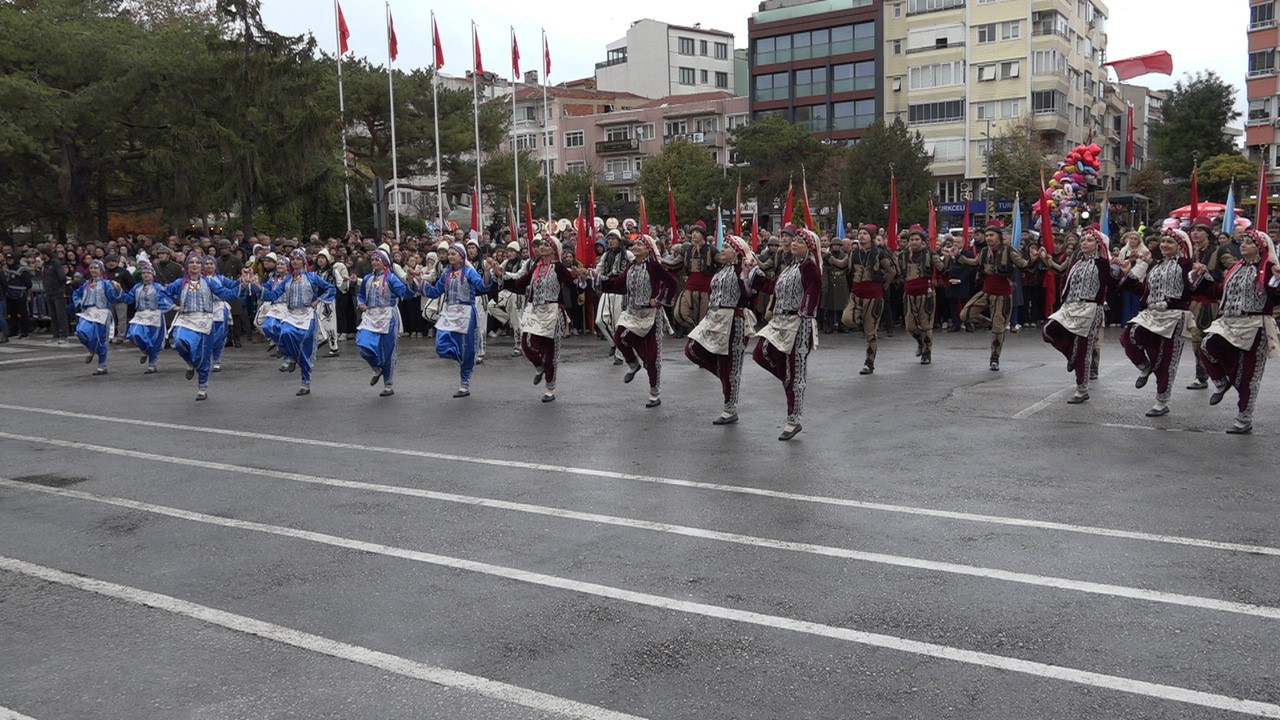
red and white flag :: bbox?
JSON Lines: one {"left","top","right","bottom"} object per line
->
{"left": 510, "top": 28, "right": 520, "bottom": 78}
{"left": 473, "top": 24, "right": 484, "bottom": 74}
{"left": 1124, "top": 103, "right": 1135, "bottom": 167}
{"left": 431, "top": 13, "right": 444, "bottom": 69}
{"left": 1104, "top": 51, "right": 1173, "bottom": 81}
{"left": 336, "top": 1, "right": 350, "bottom": 55}
{"left": 387, "top": 7, "right": 398, "bottom": 61}
{"left": 542, "top": 30, "right": 551, "bottom": 78}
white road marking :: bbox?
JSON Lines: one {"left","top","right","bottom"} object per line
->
{"left": 0, "top": 403, "right": 1276, "bottom": 558}
{"left": 0, "top": 705, "right": 39, "bottom": 720}
{"left": 1011, "top": 362, "right": 1126, "bottom": 419}
{"left": 0, "top": 356, "right": 81, "bottom": 367}
{"left": 0, "top": 555, "right": 648, "bottom": 720}
{"left": 2, "top": 444, "right": 1278, "bottom": 620}
{"left": 0, "top": 504, "right": 1276, "bottom": 717}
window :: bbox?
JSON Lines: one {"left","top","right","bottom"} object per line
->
{"left": 565, "top": 161, "right": 586, "bottom": 174}
{"left": 1250, "top": 50, "right": 1276, "bottom": 77}
{"left": 539, "top": 159, "right": 553, "bottom": 176}
{"left": 700, "top": 69, "right": 708, "bottom": 84}
{"left": 605, "top": 126, "right": 631, "bottom": 142}
{"left": 635, "top": 123, "right": 656, "bottom": 141}
{"left": 714, "top": 42, "right": 728, "bottom": 59}
{"left": 924, "top": 138, "right": 965, "bottom": 162}
{"left": 695, "top": 117, "right": 718, "bottom": 133}
{"left": 1249, "top": 97, "right": 1273, "bottom": 124}
{"left": 975, "top": 23, "right": 996, "bottom": 43}
{"left": 726, "top": 113, "right": 749, "bottom": 130}
{"left": 754, "top": 71, "right": 789, "bottom": 101}
{"left": 977, "top": 64, "right": 997, "bottom": 82}
{"left": 1252, "top": 1, "right": 1276, "bottom": 29}
{"left": 521, "top": 106, "right": 536, "bottom": 121}
{"left": 831, "top": 25, "right": 854, "bottom": 53}
{"left": 1032, "top": 90, "right": 1067, "bottom": 116}
{"left": 1000, "top": 60, "right": 1020, "bottom": 79}
{"left": 936, "top": 179, "right": 961, "bottom": 203}
{"left": 833, "top": 99, "right": 876, "bottom": 130}
{"left": 974, "top": 99, "right": 1020, "bottom": 119}
{"left": 795, "top": 67, "right": 828, "bottom": 97}
{"left": 679, "top": 66, "right": 696, "bottom": 85}
{"left": 544, "top": 131, "right": 554, "bottom": 147}
{"left": 755, "top": 37, "right": 775, "bottom": 64}
{"left": 678, "top": 37, "right": 695, "bottom": 55}
{"left": 665, "top": 120, "right": 688, "bottom": 136}
{"left": 515, "top": 134, "right": 537, "bottom": 151}
{"left": 633, "top": 157, "right": 644, "bottom": 172}
{"left": 907, "top": 23, "right": 963, "bottom": 51}
{"left": 830, "top": 60, "right": 875, "bottom": 92}
{"left": 894, "top": 2, "right": 902, "bottom": 17}
{"left": 853, "top": 22, "right": 875, "bottom": 51}
{"left": 605, "top": 158, "right": 630, "bottom": 174}
{"left": 616, "top": 187, "right": 631, "bottom": 202}
{"left": 893, "top": 39, "right": 902, "bottom": 55}
{"left": 909, "top": 61, "right": 963, "bottom": 89}
{"left": 1032, "top": 10, "right": 1069, "bottom": 36}
{"left": 564, "top": 131, "right": 584, "bottom": 148}
{"left": 793, "top": 104, "right": 829, "bottom": 132}
{"left": 699, "top": 39, "right": 708, "bottom": 56}
{"left": 715, "top": 71, "right": 728, "bottom": 89}
{"left": 1000, "top": 20, "right": 1021, "bottom": 40}
{"left": 907, "top": 0, "right": 964, "bottom": 13}
{"left": 907, "top": 100, "right": 964, "bottom": 124}
{"left": 1032, "top": 49, "right": 1067, "bottom": 75}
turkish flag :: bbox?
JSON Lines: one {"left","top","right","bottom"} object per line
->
{"left": 887, "top": 173, "right": 899, "bottom": 252}
{"left": 387, "top": 9, "right": 398, "bottom": 61}
{"left": 511, "top": 30, "right": 520, "bottom": 78}
{"left": 543, "top": 33, "right": 551, "bottom": 78}
{"left": 1104, "top": 51, "right": 1173, "bottom": 81}
{"left": 1257, "top": 160, "right": 1270, "bottom": 234}
{"left": 473, "top": 27, "right": 484, "bottom": 74}
{"left": 432, "top": 15, "right": 444, "bottom": 69}
{"left": 1124, "top": 104, "right": 1134, "bottom": 167}
{"left": 639, "top": 194, "right": 649, "bottom": 236}
{"left": 336, "top": 2, "right": 350, "bottom": 55}
{"left": 927, "top": 198, "right": 937, "bottom": 251}
{"left": 667, "top": 183, "right": 678, "bottom": 237}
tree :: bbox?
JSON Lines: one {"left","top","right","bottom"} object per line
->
{"left": 637, "top": 140, "right": 734, "bottom": 229}
{"left": 1150, "top": 71, "right": 1241, "bottom": 180}
{"left": 985, "top": 116, "right": 1057, "bottom": 206}
{"left": 538, "top": 171, "right": 617, "bottom": 222}
{"left": 729, "top": 114, "right": 835, "bottom": 208}
{"left": 843, "top": 118, "right": 932, "bottom": 228}
{"left": 482, "top": 150, "right": 542, "bottom": 214}
{"left": 1199, "top": 153, "right": 1258, "bottom": 199}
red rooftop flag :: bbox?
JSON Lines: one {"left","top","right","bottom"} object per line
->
{"left": 336, "top": 1, "right": 350, "bottom": 55}
{"left": 432, "top": 14, "right": 444, "bottom": 69}
{"left": 1103, "top": 51, "right": 1173, "bottom": 81}
{"left": 387, "top": 7, "right": 398, "bottom": 61}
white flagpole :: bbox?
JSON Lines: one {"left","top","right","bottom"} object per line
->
{"left": 510, "top": 25, "right": 520, "bottom": 233}
{"left": 542, "top": 28, "right": 551, "bottom": 220}
{"left": 432, "top": 11, "right": 444, "bottom": 236}
{"left": 472, "top": 21, "right": 484, "bottom": 235}
{"left": 386, "top": 1, "right": 400, "bottom": 240}
{"left": 335, "top": 0, "right": 351, "bottom": 233}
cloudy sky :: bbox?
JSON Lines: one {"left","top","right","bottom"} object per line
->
{"left": 263, "top": 0, "right": 1250, "bottom": 120}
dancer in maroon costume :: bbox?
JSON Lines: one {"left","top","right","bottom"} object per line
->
{"left": 1116, "top": 228, "right": 1195, "bottom": 418}
{"left": 752, "top": 228, "right": 822, "bottom": 441}
{"left": 591, "top": 234, "right": 678, "bottom": 407}
{"left": 1040, "top": 226, "right": 1113, "bottom": 403}
{"left": 685, "top": 235, "right": 763, "bottom": 425}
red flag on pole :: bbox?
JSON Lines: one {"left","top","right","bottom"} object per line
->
{"left": 470, "top": 188, "right": 480, "bottom": 233}
{"left": 582, "top": 185, "right": 597, "bottom": 265}
{"left": 667, "top": 182, "right": 678, "bottom": 238}
{"left": 508, "top": 202, "right": 518, "bottom": 244}
{"left": 1189, "top": 164, "right": 1200, "bottom": 222}
{"left": 1124, "top": 104, "right": 1135, "bottom": 167}
{"left": 387, "top": 7, "right": 398, "bottom": 61}
{"left": 525, "top": 189, "right": 536, "bottom": 242}
{"left": 432, "top": 15, "right": 444, "bottom": 69}
{"left": 510, "top": 28, "right": 520, "bottom": 77}
{"left": 927, "top": 198, "right": 938, "bottom": 251}
{"left": 734, "top": 178, "right": 742, "bottom": 235}
{"left": 473, "top": 26, "right": 484, "bottom": 74}
{"left": 1038, "top": 170, "right": 1055, "bottom": 254}
{"left": 639, "top": 194, "right": 649, "bottom": 236}
{"left": 802, "top": 171, "right": 817, "bottom": 231}
{"left": 962, "top": 198, "right": 971, "bottom": 247}
{"left": 1257, "top": 160, "right": 1270, "bottom": 234}
{"left": 574, "top": 203, "right": 587, "bottom": 257}
{"left": 543, "top": 31, "right": 551, "bottom": 78}
{"left": 1103, "top": 51, "right": 1174, "bottom": 81}
{"left": 751, "top": 205, "right": 760, "bottom": 252}
{"left": 887, "top": 172, "right": 899, "bottom": 252}
{"left": 336, "top": 1, "right": 351, "bottom": 54}
{"left": 782, "top": 180, "right": 795, "bottom": 226}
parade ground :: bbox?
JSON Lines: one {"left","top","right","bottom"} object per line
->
{"left": 1, "top": 327, "right": 1278, "bottom": 720}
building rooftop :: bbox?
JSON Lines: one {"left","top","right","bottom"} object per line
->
{"left": 752, "top": 0, "right": 875, "bottom": 25}
{"left": 635, "top": 91, "right": 739, "bottom": 109}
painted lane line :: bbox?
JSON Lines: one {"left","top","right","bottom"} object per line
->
{"left": 2, "top": 444, "right": 1278, "bottom": 621}
{"left": 0, "top": 556, "right": 648, "bottom": 720}
{"left": 1011, "top": 362, "right": 1126, "bottom": 419}
{"left": 0, "top": 404, "right": 1277, "bottom": 558}
{"left": 0, "top": 706, "right": 39, "bottom": 720}
{"left": 0, "top": 499, "right": 1276, "bottom": 717}
{"left": 0, "top": 356, "right": 81, "bottom": 367}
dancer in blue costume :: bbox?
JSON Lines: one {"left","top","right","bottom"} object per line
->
{"left": 355, "top": 249, "right": 417, "bottom": 397}
{"left": 71, "top": 259, "right": 123, "bottom": 375}
{"left": 419, "top": 242, "right": 494, "bottom": 398}
{"left": 162, "top": 254, "right": 244, "bottom": 400}
{"left": 251, "top": 248, "right": 336, "bottom": 396}
{"left": 119, "top": 259, "right": 174, "bottom": 374}
{"left": 201, "top": 254, "right": 241, "bottom": 373}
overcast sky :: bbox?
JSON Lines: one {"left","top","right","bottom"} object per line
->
{"left": 263, "top": 0, "right": 1250, "bottom": 120}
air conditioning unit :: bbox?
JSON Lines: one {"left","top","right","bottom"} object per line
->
{"left": 693, "top": 132, "right": 705, "bottom": 142}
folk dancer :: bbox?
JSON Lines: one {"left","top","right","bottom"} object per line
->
{"left": 71, "top": 259, "right": 123, "bottom": 375}
{"left": 663, "top": 220, "right": 717, "bottom": 335}
{"left": 353, "top": 249, "right": 417, "bottom": 397}
{"left": 685, "top": 235, "right": 761, "bottom": 425}
{"left": 419, "top": 243, "right": 494, "bottom": 398}
{"left": 314, "top": 249, "right": 349, "bottom": 357}
{"left": 490, "top": 235, "right": 584, "bottom": 403}
{"left": 1040, "top": 226, "right": 1115, "bottom": 403}
{"left": 897, "top": 225, "right": 946, "bottom": 364}
{"left": 752, "top": 228, "right": 822, "bottom": 441}
{"left": 832, "top": 223, "right": 897, "bottom": 375}
{"left": 162, "top": 255, "right": 244, "bottom": 400}
{"left": 594, "top": 229, "right": 631, "bottom": 365}
{"left": 1193, "top": 229, "right": 1280, "bottom": 434}
{"left": 590, "top": 234, "right": 678, "bottom": 408}
{"left": 1116, "top": 228, "right": 1196, "bottom": 418}
{"left": 201, "top": 254, "right": 239, "bottom": 373}
{"left": 119, "top": 260, "right": 174, "bottom": 374}
{"left": 952, "top": 220, "right": 1030, "bottom": 371}
{"left": 254, "top": 248, "right": 337, "bottom": 396}
{"left": 1185, "top": 215, "right": 1236, "bottom": 390}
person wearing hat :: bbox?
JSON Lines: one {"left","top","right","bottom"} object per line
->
{"left": 416, "top": 243, "right": 496, "bottom": 398}
{"left": 752, "top": 228, "right": 823, "bottom": 441}
{"left": 685, "top": 235, "right": 763, "bottom": 424}
{"left": 594, "top": 229, "right": 632, "bottom": 365}
{"left": 494, "top": 241, "right": 530, "bottom": 356}
{"left": 1039, "top": 226, "right": 1115, "bottom": 403}
{"left": 161, "top": 253, "right": 245, "bottom": 400}
{"left": 1185, "top": 215, "right": 1238, "bottom": 390}
{"left": 150, "top": 244, "right": 184, "bottom": 285}
{"left": 118, "top": 259, "right": 174, "bottom": 373}
{"left": 753, "top": 226, "right": 787, "bottom": 321}
{"left": 102, "top": 254, "right": 134, "bottom": 344}
{"left": 312, "top": 248, "right": 348, "bottom": 357}
{"left": 249, "top": 248, "right": 337, "bottom": 396}
{"left": 832, "top": 223, "right": 897, "bottom": 374}
{"left": 950, "top": 220, "right": 1032, "bottom": 371}
{"left": 1193, "top": 229, "right": 1280, "bottom": 433}
{"left": 1116, "top": 227, "right": 1196, "bottom": 419}
{"left": 200, "top": 254, "right": 240, "bottom": 373}
{"left": 71, "top": 259, "right": 124, "bottom": 375}
{"left": 587, "top": 234, "right": 678, "bottom": 408}
{"left": 354, "top": 249, "right": 419, "bottom": 397}
{"left": 897, "top": 225, "right": 946, "bottom": 364}
{"left": 662, "top": 219, "right": 716, "bottom": 336}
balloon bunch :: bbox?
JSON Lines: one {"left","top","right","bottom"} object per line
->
{"left": 1033, "top": 143, "right": 1102, "bottom": 228}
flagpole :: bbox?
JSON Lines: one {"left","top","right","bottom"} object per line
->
{"left": 431, "top": 11, "right": 444, "bottom": 237}
{"left": 472, "top": 21, "right": 484, "bottom": 236}
{"left": 335, "top": 0, "right": 352, "bottom": 233}
{"left": 542, "top": 28, "right": 551, "bottom": 221}
{"left": 386, "top": 1, "right": 400, "bottom": 240}
{"left": 510, "top": 26, "right": 520, "bottom": 237}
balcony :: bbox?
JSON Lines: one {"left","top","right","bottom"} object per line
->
{"left": 663, "top": 132, "right": 721, "bottom": 146}
{"left": 595, "top": 138, "right": 640, "bottom": 154}
{"left": 603, "top": 170, "right": 636, "bottom": 182}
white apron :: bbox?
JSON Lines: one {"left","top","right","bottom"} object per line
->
{"left": 131, "top": 309, "right": 163, "bottom": 328}
{"left": 1047, "top": 301, "right": 1104, "bottom": 338}
{"left": 1206, "top": 315, "right": 1280, "bottom": 358}
{"left": 358, "top": 305, "right": 400, "bottom": 335}
{"left": 1131, "top": 308, "right": 1191, "bottom": 340}
{"left": 173, "top": 311, "right": 215, "bottom": 335}
{"left": 436, "top": 303, "right": 473, "bottom": 334}
{"left": 687, "top": 308, "right": 757, "bottom": 355}
{"left": 282, "top": 307, "right": 316, "bottom": 332}
{"left": 757, "top": 314, "right": 803, "bottom": 354}
{"left": 77, "top": 306, "right": 112, "bottom": 327}
{"left": 617, "top": 306, "right": 658, "bottom": 336}
{"left": 520, "top": 304, "right": 561, "bottom": 339}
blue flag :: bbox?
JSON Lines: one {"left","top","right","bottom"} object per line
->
{"left": 1223, "top": 182, "right": 1237, "bottom": 236}
{"left": 1099, "top": 193, "right": 1110, "bottom": 239}
{"left": 835, "top": 201, "right": 845, "bottom": 239}
{"left": 715, "top": 204, "right": 724, "bottom": 250}
{"left": 1011, "top": 194, "right": 1022, "bottom": 249}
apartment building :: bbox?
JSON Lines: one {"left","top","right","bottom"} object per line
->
{"left": 1247, "top": 0, "right": 1280, "bottom": 193}
{"left": 746, "top": 0, "right": 883, "bottom": 144}
{"left": 500, "top": 84, "right": 650, "bottom": 177}
{"left": 882, "top": 0, "right": 1110, "bottom": 204}
{"left": 595, "top": 19, "right": 736, "bottom": 100}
